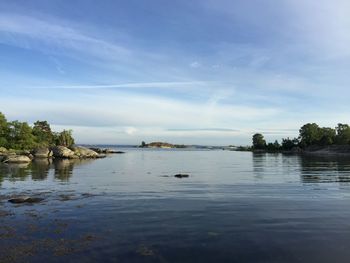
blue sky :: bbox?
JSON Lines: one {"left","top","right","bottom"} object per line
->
{"left": 0, "top": 0, "right": 350, "bottom": 145}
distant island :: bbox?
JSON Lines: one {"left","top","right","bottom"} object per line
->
{"left": 139, "top": 141, "right": 186, "bottom": 149}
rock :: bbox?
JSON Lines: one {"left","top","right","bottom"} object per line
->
{"left": 8, "top": 196, "right": 44, "bottom": 204}
{"left": 89, "top": 147, "right": 104, "bottom": 153}
{"left": 72, "top": 146, "right": 99, "bottom": 158}
{"left": 0, "top": 147, "right": 7, "bottom": 154}
{"left": 32, "top": 147, "right": 53, "bottom": 158}
{"left": 89, "top": 147, "right": 124, "bottom": 154}
{"left": 174, "top": 174, "right": 189, "bottom": 178}
{"left": 18, "top": 150, "right": 31, "bottom": 155}
{"left": 51, "top": 146, "right": 76, "bottom": 158}
{"left": 104, "top": 149, "right": 125, "bottom": 154}
{"left": 3, "top": 155, "right": 31, "bottom": 163}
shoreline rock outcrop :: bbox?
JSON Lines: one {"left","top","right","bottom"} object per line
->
{"left": 72, "top": 146, "right": 99, "bottom": 158}
{"left": 3, "top": 155, "right": 31, "bottom": 163}
{"left": 32, "top": 147, "right": 53, "bottom": 158}
{"left": 51, "top": 146, "right": 77, "bottom": 159}
{"left": 89, "top": 147, "right": 125, "bottom": 154}
{"left": 0, "top": 145, "right": 110, "bottom": 164}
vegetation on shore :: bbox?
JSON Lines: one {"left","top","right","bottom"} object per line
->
{"left": 252, "top": 123, "right": 350, "bottom": 152}
{"left": 0, "top": 112, "right": 75, "bottom": 150}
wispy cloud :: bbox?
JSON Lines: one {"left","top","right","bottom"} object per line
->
{"left": 30, "top": 81, "right": 214, "bottom": 90}
{"left": 167, "top": 128, "right": 240, "bottom": 132}
{"left": 189, "top": 61, "right": 201, "bottom": 68}
{"left": 0, "top": 13, "right": 130, "bottom": 60}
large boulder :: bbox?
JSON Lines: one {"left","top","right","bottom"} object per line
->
{"left": 3, "top": 155, "right": 31, "bottom": 163}
{"left": 0, "top": 147, "right": 7, "bottom": 154}
{"left": 72, "top": 146, "right": 99, "bottom": 158}
{"left": 51, "top": 146, "right": 76, "bottom": 158}
{"left": 33, "top": 147, "right": 53, "bottom": 158}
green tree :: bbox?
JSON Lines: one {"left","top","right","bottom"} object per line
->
{"left": 299, "top": 123, "right": 321, "bottom": 147}
{"left": 266, "top": 140, "right": 280, "bottom": 152}
{"left": 33, "top": 120, "right": 54, "bottom": 146}
{"left": 252, "top": 133, "right": 266, "bottom": 150}
{"left": 0, "top": 112, "right": 8, "bottom": 147}
{"left": 335, "top": 123, "right": 350, "bottom": 144}
{"left": 318, "top": 127, "right": 336, "bottom": 145}
{"left": 56, "top": 130, "right": 75, "bottom": 147}
{"left": 7, "top": 121, "right": 37, "bottom": 150}
{"left": 281, "top": 137, "right": 299, "bottom": 150}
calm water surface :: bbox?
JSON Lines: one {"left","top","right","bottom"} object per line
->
{"left": 1, "top": 149, "right": 350, "bottom": 262}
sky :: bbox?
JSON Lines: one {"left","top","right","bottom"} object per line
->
{"left": 0, "top": 0, "right": 350, "bottom": 145}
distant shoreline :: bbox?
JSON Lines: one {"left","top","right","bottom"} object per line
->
{"left": 248, "top": 145, "right": 350, "bottom": 156}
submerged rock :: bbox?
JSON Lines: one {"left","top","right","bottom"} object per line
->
{"left": 3, "top": 155, "right": 31, "bottom": 163}
{"left": 174, "top": 174, "right": 189, "bottom": 178}
{"left": 8, "top": 196, "right": 44, "bottom": 204}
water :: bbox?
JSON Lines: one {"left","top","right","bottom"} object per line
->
{"left": 1, "top": 149, "right": 350, "bottom": 262}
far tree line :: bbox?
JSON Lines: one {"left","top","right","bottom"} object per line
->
{"left": 0, "top": 112, "right": 75, "bottom": 150}
{"left": 252, "top": 123, "right": 350, "bottom": 151}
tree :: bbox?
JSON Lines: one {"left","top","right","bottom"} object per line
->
{"left": 266, "top": 140, "right": 280, "bottom": 152}
{"left": 7, "top": 121, "right": 37, "bottom": 150}
{"left": 0, "top": 112, "right": 8, "bottom": 147}
{"left": 141, "top": 141, "right": 146, "bottom": 147}
{"left": 335, "top": 123, "right": 350, "bottom": 144}
{"left": 281, "top": 137, "right": 299, "bottom": 150}
{"left": 252, "top": 133, "right": 266, "bottom": 149}
{"left": 318, "top": 127, "right": 336, "bottom": 145}
{"left": 299, "top": 123, "right": 321, "bottom": 147}
{"left": 33, "top": 120, "right": 54, "bottom": 146}
{"left": 55, "top": 130, "right": 75, "bottom": 147}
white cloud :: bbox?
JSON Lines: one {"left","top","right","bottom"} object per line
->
{"left": 0, "top": 90, "right": 280, "bottom": 133}
{"left": 190, "top": 61, "right": 201, "bottom": 68}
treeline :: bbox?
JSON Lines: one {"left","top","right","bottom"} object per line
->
{"left": 0, "top": 112, "right": 75, "bottom": 150}
{"left": 252, "top": 123, "right": 350, "bottom": 152}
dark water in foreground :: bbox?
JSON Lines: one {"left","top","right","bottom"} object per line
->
{"left": 1, "top": 149, "right": 350, "bottom": 262}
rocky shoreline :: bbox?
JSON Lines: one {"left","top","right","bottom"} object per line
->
{"left": 0, "top": 146, "right": 124, "bottom": 164}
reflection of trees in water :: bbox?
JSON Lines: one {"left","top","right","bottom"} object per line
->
{"left": 252, "top": 153, "right": 301, "bottom": 180}
{"left": 54, "top": 159, "right": 74, "bottom": 181}
{"left": 252, "top": 153, "right": 301, "bottom": 181}
{"left": 300, "top": 155, "right": 350, "bottom": 183}
{"left": 0, "top": 158, "right": 96, "bottom": 184}
{"left": 54, "top": 159, "right": 94, "bottom": 181}
{"left": 1, "top": 163, "right": 31, "bottom": 181}
{"left": 252, "top": 153, "right": 268, "bottom": 179}
{"left": 31, "top": 159, "right": 52, "bottom": 181}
